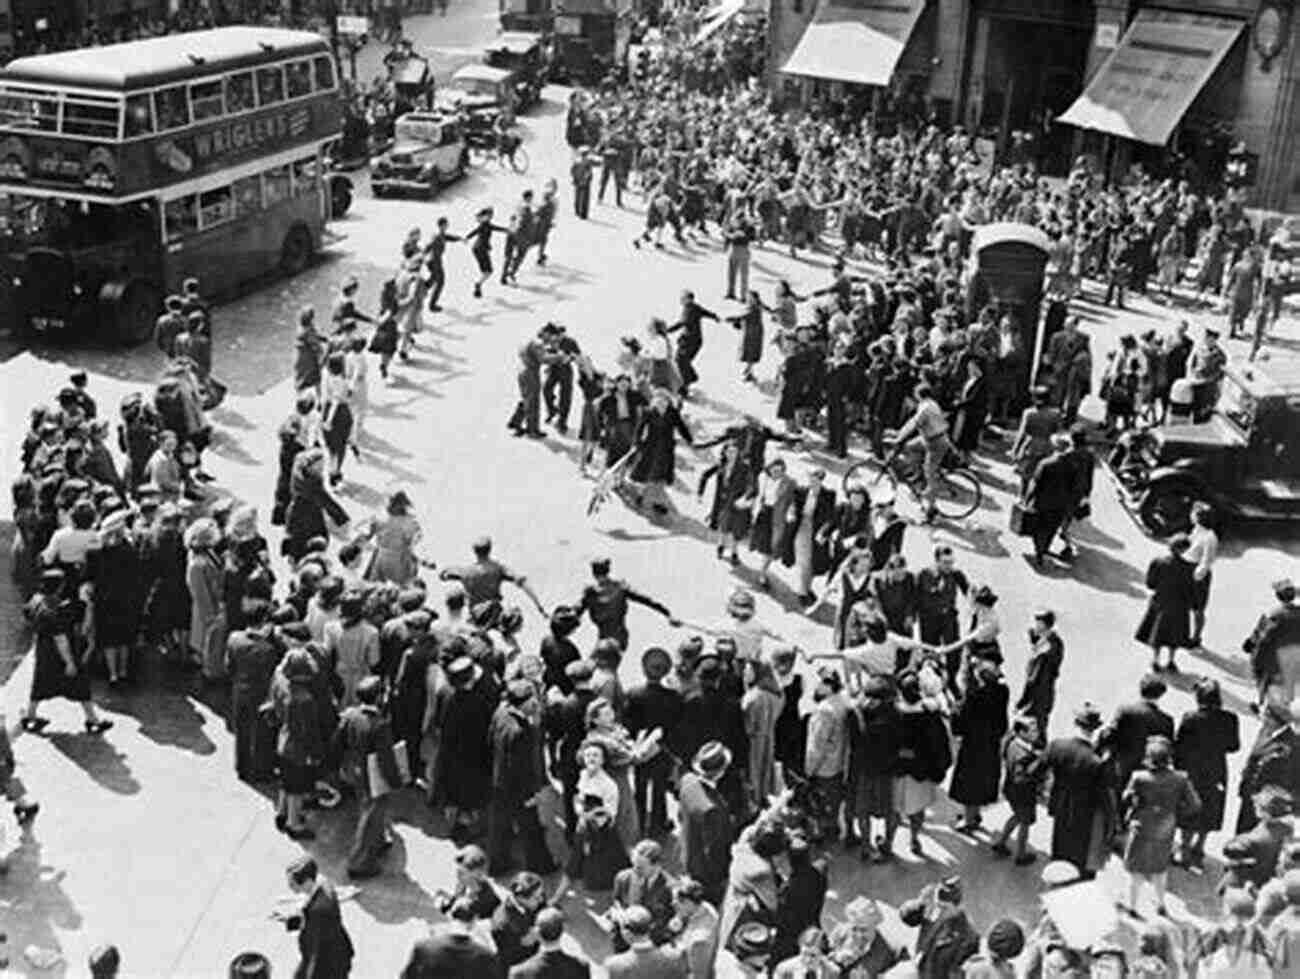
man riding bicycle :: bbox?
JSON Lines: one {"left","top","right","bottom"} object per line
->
{"left": 494, "top": 110, "right": 519, "bottom": 159}
{"left": 887, "top": 382, "right": 949, "bottom": 522}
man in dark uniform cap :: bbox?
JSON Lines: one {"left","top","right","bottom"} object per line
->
{"left": 625, "top": 646, "right": 682, "bottom": 837}
{"left": 575, "top": 557, "right": 679, "bottom": 651}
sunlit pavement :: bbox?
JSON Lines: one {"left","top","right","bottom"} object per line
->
{"left": 0, "top": 16, "right": 1299, "bottom": 972}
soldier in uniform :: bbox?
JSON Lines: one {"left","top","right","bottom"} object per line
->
{"left": 502, "top": 189, "right": 535, "bottom": 285}
{"left": 666, "top": 290, "right": 719, "bottom": 399}
{"left": 574, "top": 557, "right": 679, "bottom": 651}
{"left": 542, "top": 324, "right": 581, "bottom": 435}
{"left": 571, "top": 147, "right": 594, "bottom": 220}
{"left": 508, "top": 324, "right": 562, "bottom": 439}
{"left": 155, "top": 295, "right": 185, "bottom": 358}
{"left": 531, "top": 179, "right": 558, "bottom": 267}
{"left": 422, "top": 216, "right": 461, "bottom": 312}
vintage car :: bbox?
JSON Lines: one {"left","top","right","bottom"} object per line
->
{"left": 436, "top": 63, "right": 517, "bottom": 120}
{"left": 1109, "top": 355, "right": 1300, "bottom": 536}
{"left": 482, "top": 31, "right": 546, "bottom": 110}
{"left": 385, "top": 47, "right": 436, "bottom": 115}
{"left": 370, "top": 112, "right": 468, "bottom": 197}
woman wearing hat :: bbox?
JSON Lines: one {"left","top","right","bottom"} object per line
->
{"left": 363, "top": 491, "right": 423, "bottom": 585}
{"left": 184, "top": 517, "right": 227, "bottom": 681}
{"left": 271, "top": 649, "right": 327, "bottom": 840}
{"left": 1119, "top": 735, "right": 1200, "bottom": 917}
{"left": 22, "top": 567, "right": 113, "bottom": 735}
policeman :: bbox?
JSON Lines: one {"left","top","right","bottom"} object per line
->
{"left": 1245, "top": 578, "right": 1300, "bottom": 709}
{"left": 155, "top": 295, "right": 185, "bottom": 358}
{"left": 574, "top": 557, "right": 679, "bottom": 651}
{"left": 570, "top": 146, "right": 594, "bottom": 220}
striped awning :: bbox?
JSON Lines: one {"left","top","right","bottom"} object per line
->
{"left": 781, "top": 0, "right": 924, "bottom": 87}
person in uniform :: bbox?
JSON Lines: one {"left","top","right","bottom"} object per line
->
{"left": 421, "top": 216, "right": 461, "bottom": 313}
{"left": 666, "top": 290, "right": 719, "bottom": 399}
{"left": 574, "top": 557, "right": 679, "bottom": 651}
{"left": 508, "top": 324, "right": 563, "bottom": 439}
{"left": 542, "top": 324, "right": 581, "bottom": 435}
{"left": 155, "top": 295, "right": 186, "bottom": 358}
{"left": 439, "top": 536, "right": 546, "bottom": 614}
{"left": 571, "top": 147, "right": 594, "bottom": 220}
{"left": 1244, "top": 578, "right": 1300, "bottom": 709}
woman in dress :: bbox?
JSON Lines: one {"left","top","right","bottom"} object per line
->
{"left": 892, "top": 670, "right": 952, "bottom": 856}
{"left": 365, "top": 490, "right": 422, "bottom": 585}
{"left": 949, "top": 661, "right": 1010, "bottom": 835}
{"left": 1010, "top": 386, "right": 1061, "bottom": 494}
{"left": 1185, "top": 502, "right": 1219, "bottom": 649}
{"left": 729, "top": 289, "right": 765, "bottom": 383}
{"left": 816, "top": 549, "right": 876, "bottom": 649}
{"left": 184, "top": 517, "right": 226, "bottom": 682}
{"left": 1135, "top": 533, "right": 1197, "bottom": 673}
{"left": 741, "top": 658, "right": 784, "bottom": 815}
{"left": 698, "top": 440, "right": 754, "bottom": 565}
{"left": 320, "top": 353, "right": 354, "bottom": 487}
{"left": 553, "top": 742, "right": 630, "bottom": 897}
{"left": 1173, "top": 678, "right": 1239, "bottom": 869}
{"left": 272, "top": 648, "right": 327, "bottom": 840}
{"left": 642, "top": 318, "right": 680, "bottom": 396}
{"left": 323, "top": 591, "right": 379, "bottom": 708}
{"left": 345, "top": 335, "right": 370, "bottom": 442}
{"left": 576, "top": 360, "right": 608, "bottom": 477}
{"left": 783, "top": 468, "right": 836, "bottom": 606}
{"left": 1120, "top": 735, "right": 1200, "bottom": 918}
{"left": 86, "top": 509, "right": 140, "bottom": 687}
{"left": 849, "top": 675, "right": 901, "bottom": 863}
{"left": 826, "top": 484, "right": 871, "bottom": 574}
{"left": 748, "top": 457, "right": 796, "bottom": 591}
{"left": 597, "top": 374, "right": 646, "bottom": 468}
{"left": 10, "top": 475, "right": 41, "bottom": 599}
{"left": 21, "top": 568, "right": 113, "bottom": 735}
{"left": 629, "top": 388, "right": 693, "bottom": 516}
{"left": 583, "top": 697, "right": 650, "bottom": 848}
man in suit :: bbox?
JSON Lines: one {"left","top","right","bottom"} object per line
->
{"left": 401, "top": 898, "right": 498, "bottom": 977}
{"left": 899, "top": 876, "right": 980, "bottom": 979}
{"left": 1237, "top": 696, "right": 1300, "bottom": 832}
{"left": 1237, "top": 786, "right": 1296, "bottom": 888}
{"left": 604, "top": 906, "right": 687, "bottom": 979}
{"left": 1045, "top": 704, "right": 1113, "bottom": 878}
{"left": 1017, "top": 608, "right": 1064, "bottom": 737}
{"left": 667, "top": 290, "right": 718, "bottom": 398}
{"left": 332, "top": 676, "right": 402, "bottom": 879}
{"left": 670, "top": 879, "right": 719, "bottom": 979}
{"left": 625, "top": 647, "right": 683, "bottom": 838}
{"left": 1104, "top": 674, "right": 1175, "bottom": 785}
{"left": 282, "top": 856, "right": 354, "bottom": 979}
{"left": 677, "top": 742, "right": 735, "bottom": 906}
{"left": 1025, "top": 434, "right": 1077, "bottom": 567}
{"left": 610, "top": 840, "right": 674, "bottom": 951}
{"left": 487, "top": 682, "right": 555, "bottom": 876}
{"left": 1243, "top": 578, "right": 1300, "bottom": 708}
{"left": 510, "top": 907, "right": 590, "bottom": 979}
{"left": 545, "top": 659, "right": 597, "bottom": 839}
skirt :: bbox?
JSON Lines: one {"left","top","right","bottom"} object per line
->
{"left": 894, "top": 776, "right": 938, "bottom": 817}
{"left": 749, "top": 507, "right": 776, "bottom": 556}
{"left": 279, "top": 759, "right": 317, "bottom": 795}
{"left": 1191, "top": 572, "right": 1212, "bottom": 612}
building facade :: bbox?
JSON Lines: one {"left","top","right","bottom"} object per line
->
{"left": 771, "top": 0, "right": 1300, "bottom": 210}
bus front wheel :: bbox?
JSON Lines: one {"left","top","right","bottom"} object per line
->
{"left": 115, "top": 281, "right": 161, "bottom": 346}
{"left": 280, "top": 225, "right": 313, "bottom": 277}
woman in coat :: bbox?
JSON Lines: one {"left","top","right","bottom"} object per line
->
{"left": 293, "top": 308, "right": 324, "bottom": 395}
{"left": 629, "top": 388, "right": 693, "bottom": 515}
{"left": 184, "top": 517, "right": 227, "bottom": 682}
{"left": 698, "top": 441, "right": 754, "bottom": 565}
{"left": 22, "top": 568, "right": 112, "bottom": 735}
{"left": 1010, "top": 386, "right": 1061, "bottom": 493}
{"left": 949, "top": 358, "right": 989, "bottom": 458}
{"left": 741, "top": 658, "right": 784, "bottom": 814}
{"left": 949, "top": 662, "right": 1010, "bottom": 834}
{"left": 86, "top": 510, "right": 140, "bottom": 686}
{"left": 273, "top": 648, "right": 328, "bottom": 840}
{"left": 1135, "top": 533, "right": 1197, "bottom": 672}
{"left": 893, "top": 671, "right": 952, "bottom": 856}
{"left": 729, "top": 289, "right": 765, "bottom": 382}
{"left": 717, "top": 819, "right": 787, "bottom": 958}
{"left": 1173, "top": 678, "right": 1239, "bottom": 869}
{"left": 827, "top": 484, "right": 871, "bottom": 574}
{"left": 364, "top": 490, "right": 422, "bottom": 585}
{"left": 748, "top": 457, "right": 796, "bottom": 591}
{"left": 597, "top": 374, "right": 646, "bottom": 468}
{"left": 283, "top": 448, "right": 350, "bottom": 563}
{"left": 1120, "top": 735, "right": 1200, "bottom": 918}
{"left": 783, "top": 469, "right": 836, "bottom": 606}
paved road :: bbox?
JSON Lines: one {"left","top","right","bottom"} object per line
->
{"left": 1, "top": 21, "right": 1300, "bottom": 973}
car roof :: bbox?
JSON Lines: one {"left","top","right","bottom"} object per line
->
{"left": 971, "top": 221, "right": 1051, "bottom": 255}
{"left": 1229, "top": 354, "right": 1300, "bottom": 399}
{"left": 397, "top": 111, "right": 456, "bottom": 125}
{"left": 452, "top": 64, "right": 512, "bottom": 82}
{"left": 487, "top": 31, "right": 543, "bottom": 53}
{"left": 1, "top": 27, "right": 328, "bottom": 91}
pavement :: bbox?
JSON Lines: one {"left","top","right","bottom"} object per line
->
{"left": 1, "top": 7, "right": 1300, "bottom": 974}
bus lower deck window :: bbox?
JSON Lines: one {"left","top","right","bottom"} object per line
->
{"left": 199, "top": 186, "right": 233, "bottom": 228}
{"left": 263, "top": 165, "right": 291, "bottom": 205}
{"left": 164, "top": 196, "right": 197, "bottom": 239}
{"left": 233, "top": 175, "right": 261, "bottom": 218}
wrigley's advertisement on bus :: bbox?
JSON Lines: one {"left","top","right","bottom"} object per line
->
{"left": 0, "top": 96, "right": 342, "bottom": 198}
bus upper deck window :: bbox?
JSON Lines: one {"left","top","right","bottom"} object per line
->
{"left": 62, "top": 99, "right": 121, "bottom": 138}
{"left": 155, "top": 86, "right": 189, "bottom": 131}
{"left": 313, "top": 55, "right": 336, "bottom": 92}
{"left": 190, "top": 80, "right": 224, "bottom": 122}
{"left": 124, "top": 93, "right": 152, "bottom": 136}
{"left": 257, "top": 66, "right": 285, "bottom": 106}
{"left": 225, "top": 72, "right": 254, "bottom": 114}
{"left": 286, "top": 60, "right": 312, "bottom": 99}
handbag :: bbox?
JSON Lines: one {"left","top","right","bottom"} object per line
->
{"left": 366, "top": 740, "right": 410, "bottom": 798}
{"left": 1009, "top": 501, "right": 1037, "bottom": 537}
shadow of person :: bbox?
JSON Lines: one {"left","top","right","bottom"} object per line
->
{"left": 46, "top": 732, "right": 140, "bottom": 796}
{"left": 1065, "top": 545, "right": 1147, "bottom": 598}
{"left": 2, "top": 840, "right": 85, "bottom": 977}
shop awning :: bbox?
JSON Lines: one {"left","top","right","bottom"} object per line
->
{"left": 781, "top": 0, "right": 924, "bottom": 87}
{"left": 1057, "top": 7, "right": 1245, "bottom": 146}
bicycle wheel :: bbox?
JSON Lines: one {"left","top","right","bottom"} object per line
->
{"left": 933, "top": 467, "right": 981, "bottom": 520}
{"left": 509, "top": 146, "right": 530, "bottom": 174}
{"left": 842, "top": 460, "right": 896, "bottom": 498}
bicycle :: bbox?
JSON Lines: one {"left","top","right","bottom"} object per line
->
{"left": 841, "top": 441, "right": 982, "bottom": 521}
{"left": 467, "top": 133, "right": 529, "bottom": 174}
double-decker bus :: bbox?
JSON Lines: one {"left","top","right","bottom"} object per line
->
{"left": 0, "top": 27, "right": 344, "bottom": 345}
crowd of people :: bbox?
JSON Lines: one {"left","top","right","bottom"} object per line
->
{"left": 4, "top": 2, "right": 1300, "bottom": 978}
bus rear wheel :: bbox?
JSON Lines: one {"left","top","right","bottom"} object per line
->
{"left": 280, "top": 225, "right": 313, "bottom": 277}
{"left": 115, "top": 281, "right": 161, "bottom": 347}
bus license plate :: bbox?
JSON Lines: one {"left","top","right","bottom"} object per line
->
{"left": 31, "top": 317, "right": 65, "bottom": 332}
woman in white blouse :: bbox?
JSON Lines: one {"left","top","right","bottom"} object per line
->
{"left": 1186, "top": 502, "right": 1219, "bottom": 648}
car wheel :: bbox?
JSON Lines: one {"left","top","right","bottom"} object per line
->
{"left": 1139, "top": 485, "right": 1197, "bottom": 538}
{"left": 279, "top": 224, "right": 313, "bottom": 277}
{"left": 115, "top": 280, "right": 162, "bottom": 346}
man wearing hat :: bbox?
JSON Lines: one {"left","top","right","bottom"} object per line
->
{"left": 899, "top": 877, "right": 979, "bottom": 979}
{"left": 678, "top": 741, "right": 735, "bottom": 905}
{"left": 1024, "top": 432, "right": 1078, "bottom": 567}
{"left": 333, "top": 676, "right": 402, "bottom": 879}
{"left": 487, "top": 681, "right": 555, "bottom": 876}
{"left": 625, "top": 646, "right": 682, "bottom": 838}
{"left": 155, "top": 295, "right": 186, "bottom": 358}
{"left": 545, "top": 658, "right": 596, "bottom": 839}
{"left": 1045, "top": 703, "right": 1111, "bottom": 877}
{"left": 1239, "top": 692, "right": 1300, "bottom": 831}
{"left": 575, "top": 557, "right": 679, "bottom": 651}
{"left": 603, "top": 905, "right": 685, "bottom": 978}
{"left": 1244, "top": 578, "right": 1300, "bottom": 710}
